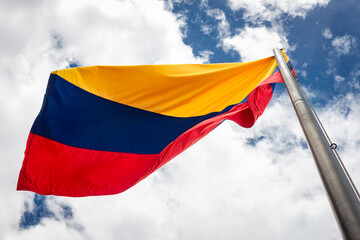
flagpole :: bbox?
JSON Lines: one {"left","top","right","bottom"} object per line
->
{"left": 273, "top": 48, "right": 360, "bottom": 239}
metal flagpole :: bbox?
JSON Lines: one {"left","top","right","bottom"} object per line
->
{"left": 273, "top": 48, "right": 360, "bottom": 239}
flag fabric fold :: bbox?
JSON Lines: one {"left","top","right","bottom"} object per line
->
{"left": 17, "top": 55, "right": 285, "bottom": 197}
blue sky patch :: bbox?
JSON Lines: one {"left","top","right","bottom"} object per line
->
{"left": 19, "top": 194, "right": 74, "bottom": 230}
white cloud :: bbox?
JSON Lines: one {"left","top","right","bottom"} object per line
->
{"left": 205, "top": 9, "right": 231, "bottom": 39}
{"left": 200, "top": 0, "right": 209, "bottom": 8}
{"left": 318, "top": 93, "right": 360, "bottom": 184}
{"left": 301, "top": 70, "right": 308, "bottom": 78}
{"left": 350, "top": 70, "right": 360, "bottom": 89}
{"left": 200, "top": 24, "right": 213, "bottom": 35}
{"left": 0, "top": 0, "right": 202, "bottom": 74}
{"left": 227, "top": 0, "right": 330, "bottom": 22}
{"left": 324, "top": 34, "right": 357, "bottom": 80}
{"left": 223, "top": 26, "right": 289, "bottom": 61}
{"left": 331, "top": 34, "right": 357, "bottom": 56}
{"left": 322, "top": 28, "right": 333, "bottom": 39}
{"left": 334, "top": 75, "right": 345, "bottom": 83}
{"left": 8, "top": 219, "right": 84, "bottom": 240}
{"left": 198, "top": 50, "right": 214, "bottom": 63}
{"left": 222, "top": 0, "right": 329, "bottom": 61}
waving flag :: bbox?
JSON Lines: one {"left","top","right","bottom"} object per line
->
{"left": 17, "top": 55, "right": 284, "bottom": 197}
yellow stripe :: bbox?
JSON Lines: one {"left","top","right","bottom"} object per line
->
{"left": 280, "top": 49, "right": 290, "bottom": 63}
{"left": 52, "top": 56, "right": 277, "bottom": 117}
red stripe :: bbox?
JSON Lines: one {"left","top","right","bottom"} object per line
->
{"left": 259, "top": 71, "right": 284, "bottom": 85}
{"left": 17, "top": 133, "right": 158, "bottom": 196}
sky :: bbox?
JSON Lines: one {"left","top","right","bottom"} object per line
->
{"left": 0, "top": 0, "right": 359, "bottom": 239}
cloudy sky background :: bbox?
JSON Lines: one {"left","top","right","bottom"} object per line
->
{"left": 1, "top": 0, "right": 359, "bottom": 239}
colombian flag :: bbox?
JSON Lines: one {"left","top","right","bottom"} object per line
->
{"left": 17, "top": 54, "right": 285, "bottom": 197}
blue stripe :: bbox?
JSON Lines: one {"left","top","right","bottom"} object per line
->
{"left": 31, "top": 74, "right": 242, "bottom": 154}
{"left": 287, "top": 61, "right": 293, "bottom": 71}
